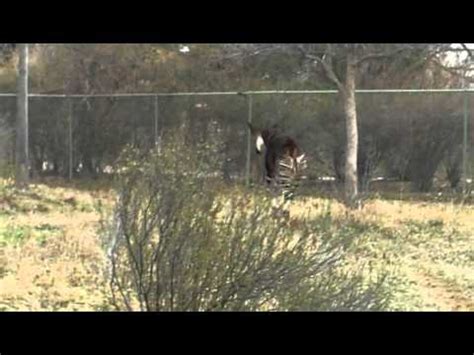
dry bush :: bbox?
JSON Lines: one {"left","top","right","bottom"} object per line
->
{"left": 104, "top": 130, "right": 392, "bottom": 311}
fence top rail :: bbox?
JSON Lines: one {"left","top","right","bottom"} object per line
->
{"left": 1, "top": 88, "right": 474, "bottom": 98}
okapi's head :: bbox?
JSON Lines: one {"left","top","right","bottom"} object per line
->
{"left": 247, "top": 122, "right": 279, "bottom": 155}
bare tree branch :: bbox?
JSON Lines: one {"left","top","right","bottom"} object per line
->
{"left": 460, "top": 43, "right": 473, "bottom": 59}
{"left": 295, "top": 44, "right": 344, "bottom": 91}
{"left": 430, "top": 57, "right": 474, "bottom": 83}
{"left": 354, "top": 47, "right": 412, "bottom": 65}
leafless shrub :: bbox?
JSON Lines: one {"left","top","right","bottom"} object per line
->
{"left": 104, "top": 129, "right": 391, "bottom": 311}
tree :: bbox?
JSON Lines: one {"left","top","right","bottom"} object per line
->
{"left": 221, "top": 44, "right": 468, "bottom": 204}
{"left": 15, "top": 44, "right": 29, "bottom": 188}
{"left": 294, "top": 44, "right": 461, "bottom": 205}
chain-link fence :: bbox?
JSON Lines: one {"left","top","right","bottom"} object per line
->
{"left": 0, "top": 90, "right": 473, "bottom": 193}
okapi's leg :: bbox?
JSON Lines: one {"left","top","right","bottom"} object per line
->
{"left": 265, "top": 150, "right": 277, "bottom": 185}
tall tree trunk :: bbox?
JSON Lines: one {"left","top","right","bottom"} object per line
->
{"left": 342, "top": 54, "right": 358, "bottom": 207}
{"left": 16, "top": 44, "right": 29, "bottom": 188}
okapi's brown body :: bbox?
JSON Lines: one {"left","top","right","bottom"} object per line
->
{"left": 248, "top": 123, "right": 304, "bottom": 184}
{"left": 261, "top": 129, "right": 302, "bottom": 181}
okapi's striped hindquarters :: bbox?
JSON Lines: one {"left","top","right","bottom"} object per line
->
{"left": 270, "top": 153, "right": 308, "bottom": 201}
{"left": 247, "top": 122, "right": 308, "bottom": 202}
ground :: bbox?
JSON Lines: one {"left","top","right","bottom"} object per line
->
{"left": 0, "top": 178, "right": 114, "bottom": 311}
{"left": 0, "top": 177, "right": 473, "bottom": 311}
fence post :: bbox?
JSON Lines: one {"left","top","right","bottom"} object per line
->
{"left": 245, "top": 94, "right": 253, "bottom": 186}
{"left": 463, "top": 89, "right": 469, "bottom": 192}
{"left": 68, "top": 98, "right": 73, "bottom": 180}
{"left": 154, "top": 95, "right": 159, "bottom": 147}
{"left": 15, "top": 44, "right": 29, "bottom": 188}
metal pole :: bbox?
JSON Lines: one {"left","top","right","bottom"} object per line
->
{"left": 245, "top": 95, "right": 253, "bottom": 186}
{"left": 5, "top": 88, "right": 474, "bottom": 100}
{"left": 154, "top": 95, "right": 159, "bottom": 146}
{"left": 463, "top": 89, "right": 469, "bottom": 192}
{"left": 68, "top": 99, "right": 73, "bottom": 180}
{"left": 15, "top": 44, "right": 29, "bottom": 188}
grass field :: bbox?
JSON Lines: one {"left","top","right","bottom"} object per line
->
{"left": 1, "top": 177, "right": 473, "bottom": 311}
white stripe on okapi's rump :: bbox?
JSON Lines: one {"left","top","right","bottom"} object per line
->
{"left": 272, "top": 154, "right": 308, "bottom": 202}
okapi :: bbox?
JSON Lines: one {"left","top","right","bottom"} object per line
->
{"left": 247, "top": 122, "right": 307, "bottom": 202}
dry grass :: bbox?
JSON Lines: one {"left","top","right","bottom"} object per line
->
{"left": 1, "top": 178, "right": 472, "bottom": 311}
{"left": 288, "top": 194, "right": 473, "bottom": 311}
{"left": 0, "top": 179, "right": 114, "bottom": 311}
